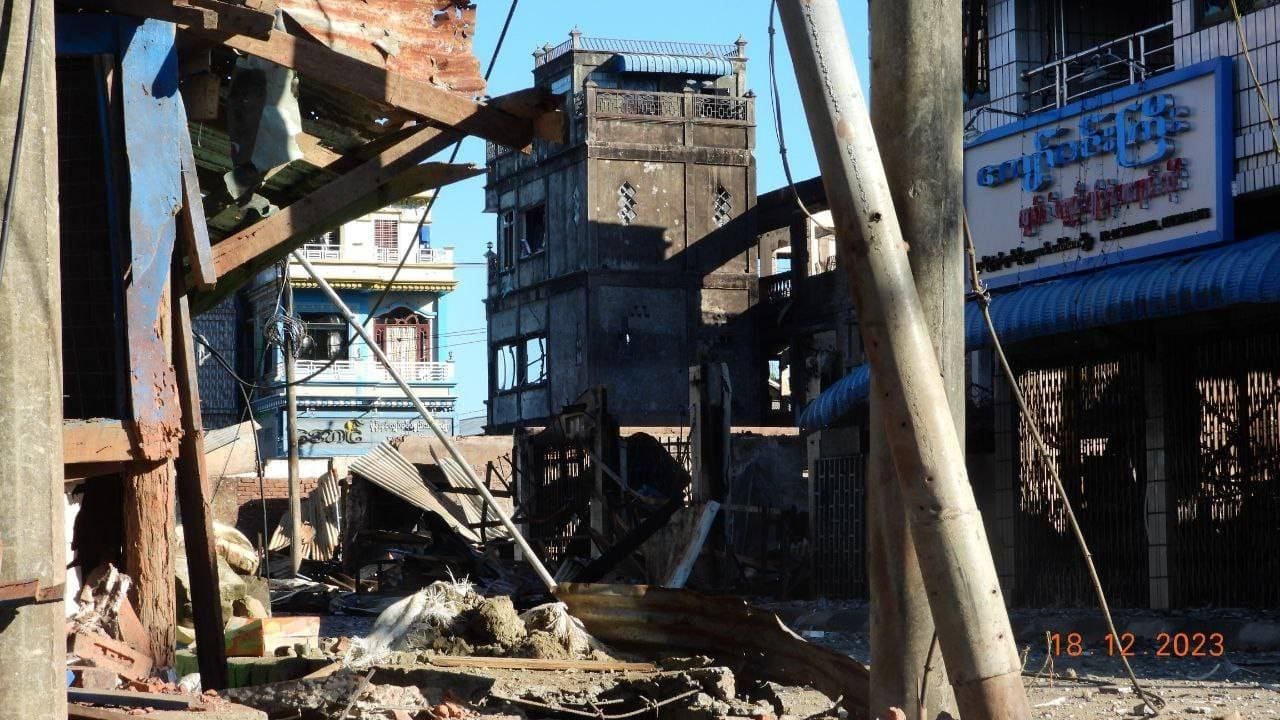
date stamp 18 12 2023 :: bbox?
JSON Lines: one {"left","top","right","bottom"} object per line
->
{"left": 1048, "top": 631, "right": 1226, "bottom": 658}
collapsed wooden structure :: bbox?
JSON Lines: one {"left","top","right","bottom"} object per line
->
{"left": 4, "top": 0, "right": 562, "bottom": 697}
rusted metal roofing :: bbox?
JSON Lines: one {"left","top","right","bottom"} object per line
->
{"left": 281, "top": 0, "right": 485, "bottom": 95}
{"left": 556, "top": 583, "right": 870, "bottom": 718}
{"left": 349, "top": 441, "right": 481, "bottom": 543}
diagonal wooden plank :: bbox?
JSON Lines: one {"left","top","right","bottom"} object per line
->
{"left": 208, "top": 124, "right": 458, "bottom": 278}
{"left": 187, "top": 24, "right": 554, "bottom": 150}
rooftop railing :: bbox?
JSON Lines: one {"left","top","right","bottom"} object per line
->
{"left": 534, "top": 33, "right": 743, "bottom": 68}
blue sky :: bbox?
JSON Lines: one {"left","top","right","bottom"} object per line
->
{"left": 433, "top": 0, "right": 871, "bottom": 426}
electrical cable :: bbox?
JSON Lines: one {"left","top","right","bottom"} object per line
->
{"left": 768, "top": 0, "right": 832, "bottom": 232}
{"left": 1228, "top": 0, "right": 1280, "bottom": 156}
{"left": 199, "top": 0, "right": 521, "bottom": 393}
{"left": 0, "top": 0, "right": 41, "bottom": 284}
{"left": 963, "top": 212, "right": 1166, "bottom": 714}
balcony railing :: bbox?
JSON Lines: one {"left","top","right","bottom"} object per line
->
{"left": 292, "top": 359, "right": 455, "bottom": 384}
{"left": 590, "top": 88, "right": 750, "bottom": 121}
{"left": 300, "top": 243, "right": 454, "bottom": 266}
{"left": 1023, "top": 21, "right": 1175, "bottom": 114}
{"left": 761, "top": 272, "right": 793, "bottom": 303}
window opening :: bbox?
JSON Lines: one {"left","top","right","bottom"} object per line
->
{"left": 500, "top": 211, "right": 515, "bottom": 269}
{"left": 713, "top": 185, "right": 733, "bottom": 227}
{"left": 617, "top": 182, "right": 638, "bottom": 225}
{"left": 496, "top": 343, "right": 519, "bottom": 391}
{"left": 299, "top": 313, "right": 349, "bottom": 361}
{"left": 374, "top": 218, "right": 399, "bottom": 262}
{"left": 522, "top": 205, "right": 546, "bottom": 256}
{"left": 525, "top": 336, "right": 547, "bottom": 385}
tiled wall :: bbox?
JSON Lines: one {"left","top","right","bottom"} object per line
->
{"left": 1173, "top": 1, "right": 1280, "bottom": 194}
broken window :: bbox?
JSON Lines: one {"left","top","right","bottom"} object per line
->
{"left": 299, "top": 313, "right": 348, "bottom": 362}
{"left": 500, "top": 211, "right": 515, "bottom": 269}
{"left": 713, "top": 185, "right": 733, "bottom": 227}
{"left": 962, "top": 0, "right": 989, "bottom": 106}
{"left": 524, "top": 336, "right": 547, "bottom": 385}
{"left": 1198, "top": 0, "right": 1278, "bottom": 27}
{"left": 374, "top": 218, "right": 399, "bottom": 262}
{"left": 522, "top": 205, "right": 546, "bottom": 256}
{"left": 617, "top": 182, "right": 638, "bottom": 225}
{"left": 495, "top": 342, "right": 519, "bottom": 391}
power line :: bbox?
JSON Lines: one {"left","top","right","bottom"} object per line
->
{"left": 198, "top": 0, "right": 521, "bottom": 394}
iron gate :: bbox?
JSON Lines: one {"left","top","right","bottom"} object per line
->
{"left": 1165, "top": 332, "right": 1280, "bottom": 607}
{"left": 522, "top": 442, "right": 594, "bottom": 567}
{"left": 1015, "top": 354, "right": 1148, "bottom": 607}
{"left": 811, "top": 455, "right": 867, "bottom": 599}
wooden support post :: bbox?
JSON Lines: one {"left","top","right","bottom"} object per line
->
{"left": 124, "top": 274, "right": 179, "bottom": 670}
{"left": 777, "top": 1, "right": 1029, "bottom": 716}
{"left": 0, "top": 0, "right": 65, "bottom": 713}
{"left": 123, "top": 456, "right": 177, "bottom": 669}
{"left": 866, "top": 0, "right": 965, "bottom": 716}
{"left": 172, "top": 291, "right": 229, "bottom": 689}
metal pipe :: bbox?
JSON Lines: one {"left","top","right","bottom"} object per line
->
{"left": 776, "top": 1, "right": 1029, "bottom": 716}
{"left": 291, "top": 251, "right": 558, "bottom": 592}
{"left": 285, "top": 274, "right": 303, "bottom": 576}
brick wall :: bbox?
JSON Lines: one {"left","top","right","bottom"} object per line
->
{"left": 228, "top": 476, "right": 323, "bottom": 545}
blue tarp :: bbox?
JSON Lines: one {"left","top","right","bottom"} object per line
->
{"left": 799, "top": 233, "right": 1280, "bottom": 431}
{"left": 611, "top": 53, "right": 734, "bottom": 77}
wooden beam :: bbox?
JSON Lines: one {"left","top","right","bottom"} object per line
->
{"left": 427, "top": 656, "right": 657, "bottom": 672}
{"left": 64, "top": 420, "right": 139, "bottom": 465}
{"left": 294, "top": 133, "right": 345, "bottom": 168}
{"left": 191, "top": 153, "right": 475, "bottom": 313}
{"left": 68, "top": 0, "right": 273, "bottom": 38}
{"left": 186, "top": 25, "right": 549, "bottom": 149}
{"left": 178, "top": 152, "right": 216, "bottom": 290}
{"left": 171, "top": 291, "right": 229, "bottom": 690}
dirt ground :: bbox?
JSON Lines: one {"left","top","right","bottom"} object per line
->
{"left": 805, "top": 628, "right": 1280, "bottom": 718}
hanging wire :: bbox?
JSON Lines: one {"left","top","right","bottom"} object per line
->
{"left": 198, "top": 0, "right": 522, "bottom": 393}
{"left": 767, "top": 0, "right": 832, "bottom": 233}
{"left": 963, "top": 212, "right": 1166, "bottom": 714}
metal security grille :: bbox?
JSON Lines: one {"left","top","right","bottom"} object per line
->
{"left": 1165, "top": 332, "right": 1280, "bottom": 607}
{"left": 811, "top": 455, "right": 867, "bottom": 599}
{"left": 1015, "top": 355, "right": 1148, "bottom": 607}
{"left": 522, "top": 443, "right": 594, "bottom": 567}
{"left": 57, "top": 57, "right": 121, "bottom": 420}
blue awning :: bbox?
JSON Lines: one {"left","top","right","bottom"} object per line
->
{"left": 611, "top": 53, "right": 734, "bottom": 77}
{"left": 799, "top": 233, "right": 1280, "bottom": 431}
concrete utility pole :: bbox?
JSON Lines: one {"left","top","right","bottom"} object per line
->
{"left": 867, "top": 0, "right": 964, "bottom": 716}
{"left": 284, "top": 275, "right": 303, "bottom": 576}
{"left": 0, "top": 0, "right": 66, "bottom": 716}
{"left": 776, "top": 1, "right": 1030, "bottom": 717}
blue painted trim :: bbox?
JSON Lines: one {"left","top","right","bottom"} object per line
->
{"left": 970, "top": 57, "right": 1237, "bottom": 291}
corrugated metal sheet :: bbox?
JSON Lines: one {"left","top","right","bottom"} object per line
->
{"left": 801, "top": 234, "right": 1280, "bottom": 430}
{"left": 267, "top": 470, "right": 340, "bottom": 560}
{"left": 203, "top": 419, "right": 262, "bottom": 453}
{"left": 556, "top": 583, "right": 870, "bottom": 719}
{"left": 280, "top": 0, "right": 485, "bottom": 94}
{"left": 611, "top": 53, "right": 735, "bottom": 77}
{"left": 349, "top": 442, "right": 481, "bottom": 543}
{"left": 435, "top": 453, "right": 512, "bottom": 540}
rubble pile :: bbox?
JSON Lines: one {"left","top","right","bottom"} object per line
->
{"left": 345, "top": 579, "right": 613, "bottom": 666}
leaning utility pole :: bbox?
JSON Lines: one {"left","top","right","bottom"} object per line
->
{"left": 284, "top": 275, "right": 303, "bottom": 576}
{"left": 776, "top": 1, "right": 1029, "bottom": 717}
{"left": 0, "top": 0, "right": 65, "bottom": 717}
{"left": 867, "top": 0, "right": 964, "bottom": 716}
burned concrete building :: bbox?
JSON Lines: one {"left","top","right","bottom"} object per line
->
{"left": 483, "top": 33, "right": 763, "bottom": 431}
